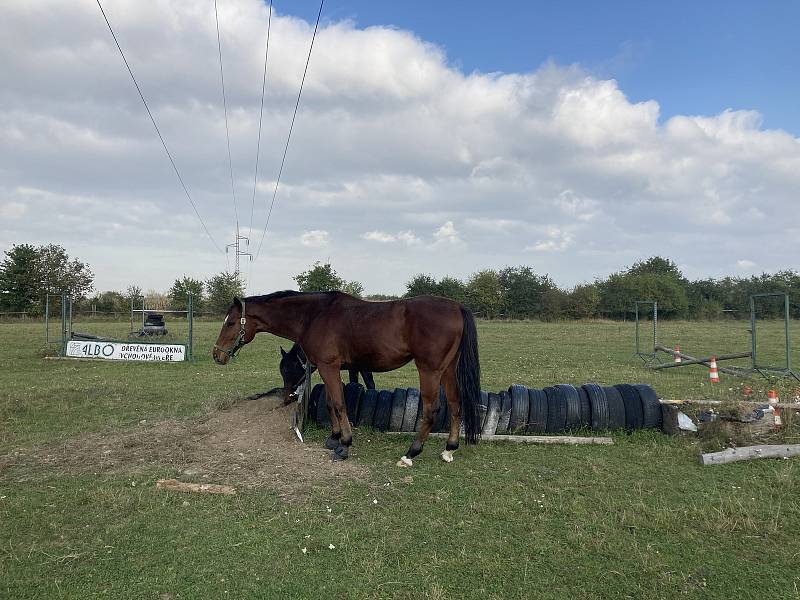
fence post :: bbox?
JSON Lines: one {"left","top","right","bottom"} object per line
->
{"left": 187, "top": 293, "right": 193, "bottom": 361}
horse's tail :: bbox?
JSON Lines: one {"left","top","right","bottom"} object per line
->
{"left": 457, "top": 306, "right": 481, "bottom": 444}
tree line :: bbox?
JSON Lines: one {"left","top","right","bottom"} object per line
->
{"left": 2, "top": 245, "right": 798, "bottom": 320}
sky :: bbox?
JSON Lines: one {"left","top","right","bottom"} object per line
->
{"left": 1, "top": 0, "right": 799, "bottom": 296}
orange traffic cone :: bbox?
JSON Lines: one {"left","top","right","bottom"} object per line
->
{"left": 767, "top": 389, "right": 779, "bottom": 405}
{"left": 708, "top": 356, "right": 720, "bottom": 383}
{"left": 674, "top": 345, "right": 681, "bottom": 364}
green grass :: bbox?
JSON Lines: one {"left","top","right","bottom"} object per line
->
{"left": 2, "top": 319, "right": 800, "bottom": 599}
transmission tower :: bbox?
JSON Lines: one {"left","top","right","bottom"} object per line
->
{"left": 226, "top": 233, "right": 252, "bottom": 277}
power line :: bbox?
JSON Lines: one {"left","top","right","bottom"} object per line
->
{"left": 94, "top": 0, "right": 222, "bottom": 253}
{"left": 249, "top": 0, "right": 273, "bottom": 243}
{"left": 246, "top": 0, "right": 273, "bottom": 292}
{"left": 214, "top": 0, "right": 240, "bottom": 233}
{"left": 255, "top": 0, "right": 324, "bottom": 261}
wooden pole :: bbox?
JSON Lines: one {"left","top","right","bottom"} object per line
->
{"left": 699, "top": 444, "right": 800, "bottom": 465}
{"left": 654, "top": 345, "right": 749, "bottom": 376}
{"left": 652, "top": 350, "right": 751, "bottom": 369}
{"left": 387, "top": 432, "right": 613, "bottom": 445}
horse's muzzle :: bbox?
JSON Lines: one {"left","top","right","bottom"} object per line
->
{"left": 212, "top": 347, "right": 230, "bottom": 365}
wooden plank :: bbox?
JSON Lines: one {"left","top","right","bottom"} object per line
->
{"left": 654, "top": 345, "right": 749, "bottom": 376}
{"left": 155, "top": 479, "right": 236, "bottom": 495}
{"left": 699, "top": 444, "right": 800, "bottom": 465}
{"left": 387, "top": 432, "right": 613, "bottom": 445}
{"left": 660, "top": 399, "right": 800, "bottom": 410}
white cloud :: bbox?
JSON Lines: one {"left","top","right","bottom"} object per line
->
{"left": 736, "top": 259, "right": 756, "bottom": 270}
{"left": 362, "top": 229, "right": 422, "bottom": 245}
{"left": 1, "top": 0, "right": 799, "bottom": 294}
{"left": 300, "top": 230, "right": 329, "bottom": 247}
{"left": 433, "top": 221, "right": 460, "bottom": 244}
{"left": 526, "top": 226, "right": 574, "bottom": 252}
{"left": 0, "top": 201, "right": 26, "bottom": 219}
{"left": 362, "top": 230, "right": 396, "bottom": 243}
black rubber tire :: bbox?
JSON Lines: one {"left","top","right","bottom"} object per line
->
{"left": 344, "top": 382, "right": 364, "bottom": 424}
{"left": 479, "top": 391, "right": 489, "bottom": 431}
{"left": 509, "top": 385, "right": 530, "bottom": 432}
{"left": 544, "top": 386, "right": 567, "bottom": 433}
{"left": 402, "top": 388, "right": 420, "bottom": 432}
{"left": 633, "top": 384, "right": 663, "bottom": 428}
{"left": 309, "top": 383, "right": 325, "bottom": 422}
{"left": 389, "top": 388, "right": 407, "bottom": 432}
{"left": 582, "top": 384, "right": 609, "bottom": 431}
{"left": 483, "top": 392, "right": 502, "bottom": 435}
{"left": 602, "top": 386, "right": 626, "bottom": 430}
{"left": 315, "top": 384, "right": 331, "bottom": 427}
{"left": 526, "top": 388, "right": 548, "bottom": 434}
{"left": 555, "top": 384, "right": 581, "bottom": 430}
{"left": 496, "top": 390, "right": 512, "bottom": 434}
{"left": 616, "top": 384, "right": 644, "bottom": 430}
{"left": 357, "top": 388, "right": 378, "bottom": 427}
{"left": 577, "top": 386, "right": 591, "bottom": 427}
{"left": 373, "top": 390, "right": 393, "bottom": 432}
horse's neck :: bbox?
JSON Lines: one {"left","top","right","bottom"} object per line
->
{"left": 252, "top": 295, "right": 325, "bottom": 341}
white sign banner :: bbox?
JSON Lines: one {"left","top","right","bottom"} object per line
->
{"left": 66, "top": 341, "right": 186, "bottom": 362}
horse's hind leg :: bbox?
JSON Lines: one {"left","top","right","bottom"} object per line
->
{"left": 397, "top": 369, "right": 442, "bottom": 467}
{"left": 319, "top": 363, "right": 353, "bottom": 460}
{"left": 441, "top": 360, "right": 460, "bottom": 463}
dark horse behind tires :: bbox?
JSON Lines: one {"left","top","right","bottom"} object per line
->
{"left": 212, "top": 291, "right": 481, "bottom": 465}
{"left": 279, "top": 343, "right": 375, "bottom": 405}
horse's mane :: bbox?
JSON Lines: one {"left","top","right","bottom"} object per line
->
{"left": 245, "top": 290, "right": 338, "bottom": 304}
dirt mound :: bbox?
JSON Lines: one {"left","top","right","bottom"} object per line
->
{"left": 1, "top": 394, "right": 366, "bottom": 499}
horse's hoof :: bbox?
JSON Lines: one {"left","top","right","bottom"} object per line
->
{"left": 441, "top": 450, "right": 454, "bottom": 463}
{"left": 331, "top": 445, "right": 349, "bottom": 461}
{"left": 324, "top": 436, "right": 339, "bottom": 450}
{"left": 396, "top": 456, "right": 413, "bottom": 468}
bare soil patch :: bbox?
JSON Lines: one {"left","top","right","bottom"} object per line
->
{"left": 1, "top": 394, "right": 367, "bottom": 499}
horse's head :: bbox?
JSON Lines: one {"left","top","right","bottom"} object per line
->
{"left": 279, "top": 344, "right": 308, "bottom": 404}
{"left": 212, "top": 297, "right": 256, "bottom": 365}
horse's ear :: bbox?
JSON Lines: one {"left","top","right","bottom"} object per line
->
{"left": 233, "top": 297, "right": 242, "bottom": 310}
{"left": 280, "top": 346, "right": 287, "bottom": 357}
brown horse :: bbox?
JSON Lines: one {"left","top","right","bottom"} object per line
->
{"left": 212, "top": 291, "right": 481, "bottom": 465}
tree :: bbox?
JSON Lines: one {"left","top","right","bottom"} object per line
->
{"left": 404, "top": 274, "right": 438, "bottom": 298}
{"left": 294, "top": 262, "right": 364, "bottom": 297}
{"left": 294, "top": 262, "right": 344, "bottom": 292}
{"left": 206, "top": 271, "right": 244, "bottom": 314}
{"left": 342, "top": 280, "right": 364, "bottom": 298}
{"left": 36, "top": 244, "right": 94, "bottom": 299}
{"left": 436, "top": 276, "right": 467, "bottom": 304}
{"left": 466, "top": 269, "right": 502, "bottom": 318}
{"left": 568, "top": 283, "right": 601, "bottom": 319}
{"left": 0, "top": 244, "right": 93, "bottom": 313}
{"left": 498, "top": 266, "right": 553, "bottom": 318}
{"left": 0, "top": 244, "right": 40, "bottom": 312}
{"left": 169, "top": 276, "right": 205, "bottom": 310}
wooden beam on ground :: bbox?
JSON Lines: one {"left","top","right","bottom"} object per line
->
{"left": 652, "top": 351, "right": 752, "bottom": 370}
{"left": 387, "top": 432, "right": 613, "bottom": 445}
{"left": 654, "top": 345, "right": 750, "bottom": 377}
{"left": 699, "top": 444, "right": 800, "bottom": 465}
{"left": 155, "top": 479, "right": 236, "bottom": 495}
{"left": 660, "top": 398, "right": 800, "bottom": 410}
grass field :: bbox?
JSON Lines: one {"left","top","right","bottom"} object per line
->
{"left": 2, "top": 318, "right": 799, "bottom": 599}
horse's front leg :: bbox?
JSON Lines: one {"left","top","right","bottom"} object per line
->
{"left": 319, "top": 363, "right": 352, "bottom": 460}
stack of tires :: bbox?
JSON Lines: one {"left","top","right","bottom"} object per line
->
{"left": 308, "top": 382, "right": 662, "bottom": 434}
